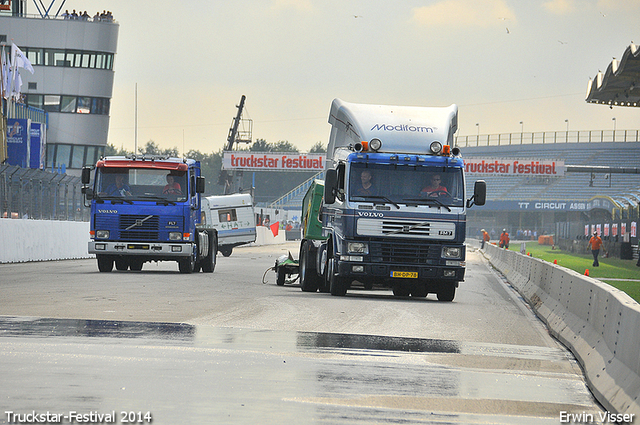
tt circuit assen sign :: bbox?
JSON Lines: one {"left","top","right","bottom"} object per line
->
{"left": 465, "top": 158, "right": 565, "bottom": 176}
{"left": 223, "top": 152, "right": 325, "bottom": 172}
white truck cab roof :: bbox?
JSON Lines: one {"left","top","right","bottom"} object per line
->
{"left": 327, "top": 98, "right": 458, "bottom": 161}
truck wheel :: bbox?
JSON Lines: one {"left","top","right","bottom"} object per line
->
{"left": 277, "top": 267, "right": 286, "bottom": 286}
{"left": 300, "top": 241, "right": 320, "bottom": 292}
{"left": 437, "top": 285, "right": 456, "bottom": 302}
{"left": 220, "top": 247, "right": 233, "bottom": 257}
{"left": 130, "top": 259, "right": 143, "bottom": 271}
{"left": 328, "top": 259, "right": 348, "bottom": 296}
{"left": 318, "top": 245, "right": 330, "bottom": 293}
{"left": 179, "top": 248, "right": 196, "bottom": 274}
{"left": 411, "top": 283, "right": 428, "bottom": 298}
{"left": 115, "top": 258, "right": 129, "bottom": 271}
{"left": 393, "top": 285, "right": 410, "bottom": 297}
{"left": 201, "top": 231, "right": 217, "bottom": 273}
{"left": 97, "top": 255, "right": 113, "bottom": 272}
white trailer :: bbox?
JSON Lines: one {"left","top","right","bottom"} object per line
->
{"left": 200, "top": 193, "right": 256, "bottom": 257}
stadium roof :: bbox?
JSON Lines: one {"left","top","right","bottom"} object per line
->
{"left": 586, "top": 43, "right": 640, "bottom": 107}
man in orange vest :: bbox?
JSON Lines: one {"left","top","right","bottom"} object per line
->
{"left": 588, "top": 232, "right": 604, "bottom": 267}
{"left": 499, "top": 229, "right": 510, "bottom": 249}
{"left": 481, "top": 229, "right": 490, "bottom": 249}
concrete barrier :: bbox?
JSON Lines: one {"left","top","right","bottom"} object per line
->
{"left": 0, "top": 218, "right": 92, "bottom": 263}
{"left": 0, "top": 219, "right": 287, "bottom": 264}
{"left": 481, "top": 242, "right": 640, "bottom": 415}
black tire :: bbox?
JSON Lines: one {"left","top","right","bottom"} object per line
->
{"left": 437, "top": 284, "right": 456, "bottom": 302}
{"left": 411, "top": 282, "right": 428, "bottom": 298}
{"left": 328, "top": 259, "right": 348, "bottom": 296}
{"left": 300, "top": 241, "right": 321, "bottom": 292}
{"left": 393, "top": 285, "right": 411, "bottom": 297}
{"left": 179, "top": 246, "right": 196, "bottom": 274}
{"left": 97, "top": 255, "right": 113, "bottom": 272}
{"left": 318, "top": 245, "right": 330, "bottom": 293}
{"left": 220, "top": 246, "right": 233, "bottom": 257}
{"left": 201, "top": 231, "right": 217, "bottom": 273}
{"left": 277, "top": 267, "right": 286, "bottom": 286}
{"left": 115, "top": 258, "right": 129, "bottom": 271}
{"left": 129, "top": 259, "right": 143, "bottom": 271}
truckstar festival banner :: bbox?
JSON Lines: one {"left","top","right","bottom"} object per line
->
{"left": 223, "top": 152, "right": 325, "bottom": 172}
{"left": 465, "top": 158, "right": 565, "bottom": 176}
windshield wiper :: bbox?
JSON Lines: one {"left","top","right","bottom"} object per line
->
{"left": 403, "top": 197, "right": 451, "bottom": 212}
{"left": 352, "top": 195, "right": 400, "bottom": 209}
{"left": 95, "top": 195, "right": 133, "bottom": 205}
{"left": 138, "top": 195, "right": 177, "bottom": 206}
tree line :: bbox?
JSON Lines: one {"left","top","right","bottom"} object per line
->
{"left": 105, "top": 139, "right": 327, "bottom": 204}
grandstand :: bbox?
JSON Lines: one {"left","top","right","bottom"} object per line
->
{"left": 461, "top": 136, "right": 640, "bottom": 241}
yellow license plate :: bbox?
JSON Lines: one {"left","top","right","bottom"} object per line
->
{"left": 391, "top": 271, "right": 418, "bottom": 279}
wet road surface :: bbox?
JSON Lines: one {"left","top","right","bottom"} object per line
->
{"left": 0, "top": 243, "right": 605, "bottom": 424}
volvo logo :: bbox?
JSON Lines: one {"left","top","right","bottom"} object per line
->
{"left": 357, "top": 211, "right": 384, "bottom": 218}
{"left": 403, "top": 225, "right": 411, "bottom": 233}
{"left": 98, "top": 209, "right": 118, "bottom": 214}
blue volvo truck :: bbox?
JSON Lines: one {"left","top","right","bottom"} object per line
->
{"left": 298, "top": 99, "right": 486, "bottom": 301}
{"left": 82, "top": 155, "right": 217, "bottom": 273}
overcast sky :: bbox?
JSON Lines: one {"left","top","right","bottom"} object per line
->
{"left": 73, "top": 0, "right": 639, "bottom": 154}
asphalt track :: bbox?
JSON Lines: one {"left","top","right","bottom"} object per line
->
{"left": 0, "top": 242, "right": 604, "bottom": 424}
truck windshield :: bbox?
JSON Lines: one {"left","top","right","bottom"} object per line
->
{"left": 95, "top": 168, "right": 188, "bottom": 201}
{"left": 349, "top": 162, "right": 464, "bottom": 208}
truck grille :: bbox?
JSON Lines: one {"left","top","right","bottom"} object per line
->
{"left": 357, "top": 218, "right": 455, "bottom": 240}
{"left": 370, "top": 241, "right": 440, "bottom": 265}
{"left": 119, "top": 214, "right": 159, "bottom": 241}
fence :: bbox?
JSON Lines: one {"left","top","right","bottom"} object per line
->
{"left": 0, "top": 164, "right": 87, "bottom": 221}
{"left": 455, "top": 129, "right": 640, "bottom": 147}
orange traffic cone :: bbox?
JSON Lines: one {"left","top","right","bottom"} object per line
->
{"left": 584, "top": 269, "right": 589, "bottom": 276}
{"left": 553, "top": 259, "right": 557, "bottom": 264}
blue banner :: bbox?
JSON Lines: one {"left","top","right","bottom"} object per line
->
{"left": 6, "top": 118, "right": 30, "bottom": 168}
{"left": 29, "top": 122, "right": 46, "bottom": 169}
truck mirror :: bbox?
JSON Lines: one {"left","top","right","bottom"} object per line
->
{"left": 473, "top": 180, "right": 486, "bottom": 206}
{"left": 196, "top": 176, "right": 205, "bottom": 194}
{"left": 324, "top": 169, "right": 338, "bottom": 204}
{"left": 190, "top": 176, "right": 196, "bottom": 197}
{"left": 81, "top": 167, "right": 91, "bottom": 184}
{"left": 82, "top": 187, "right": 94, "bottom": 200}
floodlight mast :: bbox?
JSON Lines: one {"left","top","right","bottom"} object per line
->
{"left": 220, "top": 95, "right": 251, "bottom": 195}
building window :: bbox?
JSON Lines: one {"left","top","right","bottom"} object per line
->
{"left": 24, "top": 47, "right": 114, "bottom": 70}
{"left": 77, "top": 97, "right": 91, "bottom": 114}
{"left": 54, "top": 144, "right": 71, "bottom": 168}
{"left": 44, "top": 95, "right": 61, "bottom": 112}
{"left": 26, "top": 94, "right": 43, "bottom": 109}
{"left": 48, "top": 144, "right": 106, "bottom": 169}
{"left": 28, "top": 82, "right": 37, "bottom": 90}
{"left": 60, "top": 96, "right": 77, "bottom": 113}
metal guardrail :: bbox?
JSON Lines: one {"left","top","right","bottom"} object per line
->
{"left": 0, "top": 164, "right": 87, "bottom": 221}
{"left": 455, "top": 129, "right": 640, "bottom": 147}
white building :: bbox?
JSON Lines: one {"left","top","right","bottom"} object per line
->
{"left": 1, "top": 0, "right": 118, "bottom": 174}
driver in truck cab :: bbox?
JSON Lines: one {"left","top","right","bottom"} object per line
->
{"left": 420, "top": 173, "right": 448, "bottom": 197}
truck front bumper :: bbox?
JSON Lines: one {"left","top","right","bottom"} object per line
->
{"left": 89, "top": 241, "right": 194, "bottom": 257}
{"left": 336, "top": 260, "right": 466, "bottom": 281}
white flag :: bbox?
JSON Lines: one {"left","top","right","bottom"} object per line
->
{"left": 11, "top": 43, "right": 34, "bottom": 74}
{"left": 1, "top": 47, "right": 9, "bottom": 99}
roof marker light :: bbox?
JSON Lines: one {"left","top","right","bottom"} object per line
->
{"left": 369, "top": 138, "right": 382, "bottom": 151}
{"left": 430, "top": 141, "right": 443, "bottom": 154}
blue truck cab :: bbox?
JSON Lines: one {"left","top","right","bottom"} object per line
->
{"left": 82, "top": 155, "right": 217, "bottom": 273}
{"left": 299, "top": 99, "right": 486, "bottom": 300}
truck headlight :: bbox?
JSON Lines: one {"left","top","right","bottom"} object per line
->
{"left": 96, "top": 230, "right": 109, "bottom": 239}
{"left": 347, "top": 242, "right": 368, "bottom": 254}
{"left": 442, "top": 247, "right": 462, "bottom": 259}
{"left": 169, "top": 232, "right": 183, "bottom": 241}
